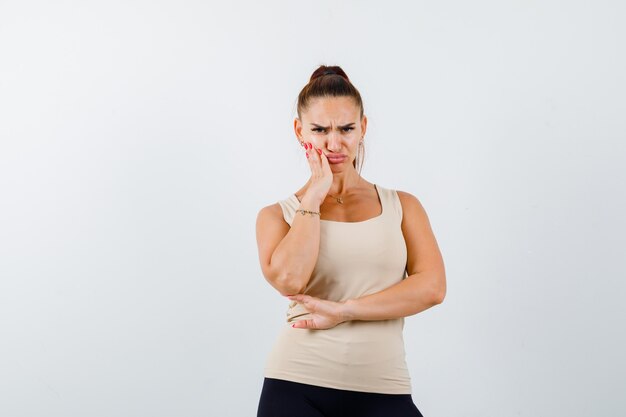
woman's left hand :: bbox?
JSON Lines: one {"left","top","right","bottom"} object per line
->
{"left": 286, "top": 294, "right": 348, "bottom": 330}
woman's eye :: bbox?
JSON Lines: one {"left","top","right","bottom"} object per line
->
{"left": 311, "top": 127, "right": 353, "bottom": 132}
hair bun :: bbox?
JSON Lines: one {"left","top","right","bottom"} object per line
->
{"left": 310, "top": 65, "right": 350, "bottom": 82}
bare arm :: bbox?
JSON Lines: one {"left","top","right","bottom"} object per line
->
{"left": 257, "top": 139, "right": 333, "bottom": 297}
{"left": 342, "top": 191, "right": 446, "bottom": 321}
{"left": 256, "top": 194, "right": 323, "bottom": 296}
{"left": 286, "top": 190, "right": 446, "bottom": 330}
{"left": 342, "top": 271, "right": 443, "bottom": 321}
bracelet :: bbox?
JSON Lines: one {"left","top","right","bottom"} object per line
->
{"left": 296, "top": 209, "right": 320, "bottom": 216}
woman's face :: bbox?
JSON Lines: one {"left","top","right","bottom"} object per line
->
{"left": 295, "top": 96, "right": 367, "bottom": 170}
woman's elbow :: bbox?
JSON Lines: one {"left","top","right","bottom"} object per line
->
{"left": 275, "top": 272, "right": 307, "bottom": 296}
{"left": 433, "top": 273, "right": 447, "bottom": 304}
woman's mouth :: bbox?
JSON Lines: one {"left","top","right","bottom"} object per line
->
{"left": 326, "top": 154, "right": 347, "bottom": 164}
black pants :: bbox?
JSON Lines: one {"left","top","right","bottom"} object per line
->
{"left": 257, "top": 377, "right": 424, "bottom": 417}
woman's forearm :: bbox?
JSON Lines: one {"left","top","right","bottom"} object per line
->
{"left": 270, "top": 194, "right": 322, "bottom": 295}
{"left": 342, "top": 271, "right": 445, "bottom": 321}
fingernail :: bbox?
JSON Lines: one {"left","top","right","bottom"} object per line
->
{"left": 305, "top": 153, "right": 309, "bottom": 158}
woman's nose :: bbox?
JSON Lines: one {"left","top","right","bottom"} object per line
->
{"left": 326, "top": 134, "right": 342, "bottom": 151}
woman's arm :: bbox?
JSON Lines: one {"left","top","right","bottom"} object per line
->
{"left": 288, "top": 267, "right": 443, "bottom": 330}
{"left": 341, "top": 270, "right": 444, "bottom": 321}
{"left": 343, "top": 191, "right": 446, "bottom": 320}
{"left": 256, "top": 193, "right": 323, "bottom": 296}
{"left": 287, "top": 190, "right": 446, "bottom": 330}
{"left": 257, "top": 140, "right": 336, "bottom": 297}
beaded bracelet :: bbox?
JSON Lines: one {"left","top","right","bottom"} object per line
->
{"left": 296, "top": 209, "right": 320, "bottom": 216}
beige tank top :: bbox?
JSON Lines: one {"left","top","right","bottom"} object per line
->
{"left": 263, "top": 183, "right": 412, "bottom": 394}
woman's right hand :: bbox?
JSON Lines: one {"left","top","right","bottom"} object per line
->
{"left": 302, "top": 141, "right": 333, "bottom": 204}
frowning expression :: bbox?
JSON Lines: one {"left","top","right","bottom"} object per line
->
{"left": 295, "top": 96, "right": 367, "bottom": 169}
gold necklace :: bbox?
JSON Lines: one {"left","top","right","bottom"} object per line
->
{"left": 326, "top": 193, "right": 345, "bottom": 204}
{"left": 325, "top": 177, "right": 362, "bottom": 204}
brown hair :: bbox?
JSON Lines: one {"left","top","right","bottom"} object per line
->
{"left": 296, "top": 65, "right": 365, "bottom": 172}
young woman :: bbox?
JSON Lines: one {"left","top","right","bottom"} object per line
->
{"left": 255, "top": 65, "right": 446, "bottom": 417}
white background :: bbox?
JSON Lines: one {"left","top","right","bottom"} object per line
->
{"left": 1, "top": 1, "right": 624, "bottom": 416}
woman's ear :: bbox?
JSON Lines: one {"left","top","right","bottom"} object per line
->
{"left": 294, "top": 117, "right": 303, "bottom": 143}
{"left": 360, "top": 115, "right": 367, "bottom": 137}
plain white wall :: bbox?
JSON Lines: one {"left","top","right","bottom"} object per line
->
{"left": 1, "top": 1, "right": 624, "bottom": 416}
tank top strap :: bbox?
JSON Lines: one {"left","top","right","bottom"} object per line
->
{"left": 377, "top": 184, "right": 403, "bottom": 224}
{"left": 277, "top": 194, "right": 300, "bottom": 226}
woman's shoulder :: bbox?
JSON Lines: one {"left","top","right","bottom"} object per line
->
{"left": 395, "top": 189, "right": 420, "bottom": 204}
{"left": 257, "top": 194, "right": 299, "bottom": 227}
{"left": 393, "top": 189, "right": 430, "bottom": 224}
{"left": 256, "top": 202, "right": 291, "bottom": 231}
{"left": 257, "top": 202, "right": 283, "bottom": 218}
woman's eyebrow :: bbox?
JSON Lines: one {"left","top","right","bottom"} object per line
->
{"left": 311, "top": 122, "right": 356, "bottom": 129}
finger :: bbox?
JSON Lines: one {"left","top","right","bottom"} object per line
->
{"left": 293, "top": 318, "right": 315, "bottom": 329}
{"left": 306, "top": 143, "right": 322, "bottom": 177}
{"left": 305, "top": 142, "right": 314, "bottom": 165}
{"left": 319, "top": 149, "right": 331, "bottom": 172}
{"left": 315, "top": 147, "right": 332, "bottom": 178}
{"left": 288, "top": 294, "right": 311, "bottom": 303}
{"left": 312, "top": 146, "right": 323, "bottom": 165}
{"left": 309, "top": 145, "right": 324, "bottom": 176}
{"left": 310, "top": 144, "right": 321, "bottom": 158}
